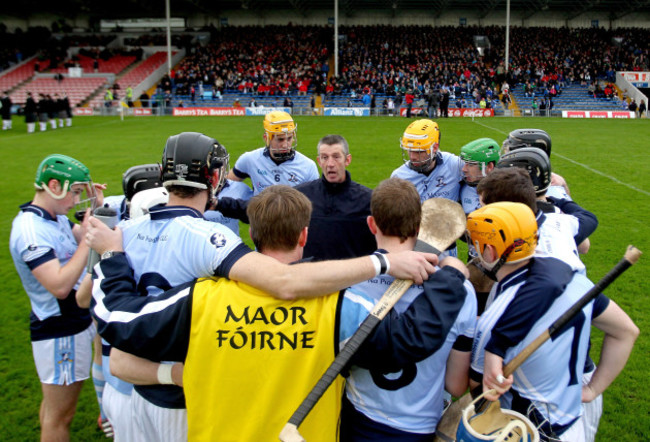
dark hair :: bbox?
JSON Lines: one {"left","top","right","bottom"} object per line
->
{"left": 477, "top": 168, "right": 537, "bottom": 213}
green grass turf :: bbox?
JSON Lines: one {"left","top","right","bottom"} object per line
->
{"left": 1, "top": 115, "right": 648, "bottom": 440}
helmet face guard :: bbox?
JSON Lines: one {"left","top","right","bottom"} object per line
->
{"left": 264, "top": 111, "right": 297, "bottom": 163}
{"left": 35, "top": 154, "right": 96, "bottom": 216}
{"left": 400, "top": 119, "right": 440, "bottom": 173}
{"left": 460, "top": 138, "right": 500, "bottom": 186}
{"left": 466, "top": 202, "right": 538, "bottom": 274}
{"left": 401, "top": 143, "right": 436, "bottom": 173}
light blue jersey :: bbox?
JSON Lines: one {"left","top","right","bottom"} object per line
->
{"left": 460, "top": 183, "right": 481, "bottom": 215}
{"left": 472, "top": 267, "right": 593, "bottom": 431}
{"left": 231, "top": 147, "right": 318, "bottom": 195}
{"left": 10, "top": 203, "right": 90, "bottom": 339}
{"left": 391, "top": 152, "right": 463, "bottom": 203}
{"left": 204, "top": 180, "right": 253, "bottom": 236}
{"left": 101, "top": 204, "right": 250, "bottom": 396}
{"left": 120, "top": 205, "right": 249, "bottom": 296}
{"left": 344, "top": 274, "right": 477, "bottom": 434}
{"left": 460, "top": 184, "right": 482, "bottom": 259}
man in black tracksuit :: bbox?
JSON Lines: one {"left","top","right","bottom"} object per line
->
{"left": 295, "top": 134, "right": 376, "bottom": 261}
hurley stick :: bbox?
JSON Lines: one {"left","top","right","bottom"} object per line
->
{"left": 280, "top": 198, "right": 466, "bottom": 442}
{"left": 434, "top": 245, "right": 642, "bottom": 441}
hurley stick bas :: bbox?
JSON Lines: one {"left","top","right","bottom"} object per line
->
{"left": 279, "top": 198, "right": 466, "bottom": 442}
{"left": 434, "top": 245, "right": 642, "bottom": 442}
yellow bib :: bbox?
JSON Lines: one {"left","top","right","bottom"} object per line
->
{"left": 184, "top": 278, "right": 344, "bottom": 441}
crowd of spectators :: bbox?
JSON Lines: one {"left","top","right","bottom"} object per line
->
{"left": 1, "top": 22, "right": 649, "bottom": 112}
{"left": 159, "top": 25, "right": 331, "bottom": 98}
{"left": 157, "top": 24, "right": 650, "bottom": 112}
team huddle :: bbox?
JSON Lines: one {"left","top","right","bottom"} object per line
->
{"left": 10, "top": 111, "right": 639, "bottom": 442}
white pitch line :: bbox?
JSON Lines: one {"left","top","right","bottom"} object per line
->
{"left": 471, "top": 120, "right": 650, "bottom": 197}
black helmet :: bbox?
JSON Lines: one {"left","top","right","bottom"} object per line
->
{"left": 497, "top": 147, "right": 551, "bottom": 196}
{"left": 162, "top": 132, "right": 229, "bottom": 196}
{"left": 122, "top": 164, "right": 162, "bottom": 202}
{"left": 501, "top": 129, "right": 552, "bottom": 157}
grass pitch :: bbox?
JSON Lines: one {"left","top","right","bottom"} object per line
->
{"left": 1, "top": 115, "right": 648, "bottom": 440}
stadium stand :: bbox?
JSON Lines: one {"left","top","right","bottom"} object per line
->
{"left": 511, "top": 82, "right": 624, "bottom": 116}
{"left": 9, "top": 77, "right": 106, "bottom": 107}
{"left": 87, "top": 51, "right": 176, "bottom": 108}
{"left": 0, "top": 59, "right": 51, "bottom": 92}
{"left": 49, "top": 54, "right": 136, "bottom": 75}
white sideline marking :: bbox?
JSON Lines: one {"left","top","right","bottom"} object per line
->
{"left": 472, "top": 120, "right": 650, "bottom": 197}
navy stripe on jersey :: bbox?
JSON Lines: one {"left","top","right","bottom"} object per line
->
{"left": 453, "top": 334, "right": 473, "bottom": 352}
{"left": 30, "top": 289, "right": 91, "bottom": 341}
{"left": 217, "top": 242, "right": 252, "bottom": 277}
{"left": 26, "top": 248, "right": 56, "bottom": 270}
{"left": 20, "top": 202, "right": 56, "bottom": 221}
{"left": 592, "top": 293, "right": 610, "bottom": 318}
{"left": 231, "top": 167, "right": 250, "bottom": 180}
{"left": 149, "top": 205, "right": 202, "bottom": 220}
{"left": 486, "top": 258, "right": 574, "bottom": 358}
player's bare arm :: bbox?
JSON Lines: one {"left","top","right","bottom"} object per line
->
{"left": 445, "top": 349, "right": 472, "bottom": 397}
{"left": 110, "top": 348, "right": 183, "bottom": 387}
{"left": 482, "top": 351, "right": 514, "bottom": 401}
{"left": 31, "top": 220, "right": 91, "bottom": 299}
{"left": 76, "top": 274, "right": 93, "bottom": 308}
{"left": 228, "top": 250, "right": 438, "bottom": 300}
{"left": 583, "top": 301, "right": 639, "bottom": 402}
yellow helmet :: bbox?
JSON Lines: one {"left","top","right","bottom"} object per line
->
{"left": 263, "top": 111, "right": 297, "bottom": 162}
{"left": 466, "top": 202, "right": 538, "bottom": 270}
{"left": 400, "top": 119, "right": 440, "bottom": 172}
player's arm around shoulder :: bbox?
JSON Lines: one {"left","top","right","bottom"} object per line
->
{"left": 91, "top": 252, "right": 194, "bottom": 362}
{"left": 228, "top": 250, "right": 439, "bottom": 300}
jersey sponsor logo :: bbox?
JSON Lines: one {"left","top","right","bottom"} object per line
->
{"left": 216, "top": 305, "right": 315, "bottom": 350}
{"left": 136, "top": 233, "right": 168, "bottom": 243}
{"left": 209, "top": 232, "right": 227, "bottom": 248}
